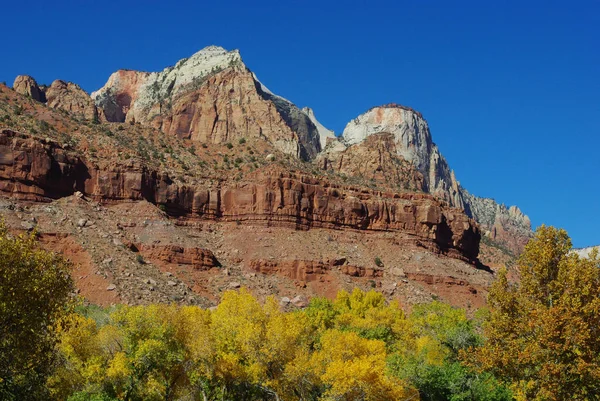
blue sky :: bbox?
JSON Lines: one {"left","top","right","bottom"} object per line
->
{"left": 2, "top": 0, "right": 599, "bottom": 247}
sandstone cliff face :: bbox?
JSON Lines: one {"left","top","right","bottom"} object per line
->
{"left": 341, "top": 104, "right": 465, "bottom": 208}
{"left": 91, "top": 69, "right": 150, "bottom": 122}
{"left": 12, "top": 75, "right": 45, "bottom": 102}
{"left": 45, "top": 80, "right": 103, "bottom": 122}
{"left": 92, "top": 46, "right": 329, "bottom": 159}
{"left": 317, "top": 132, "right": 425, "bottom": 192}
{"left": 461, "top": 190, "right": 532, "bottom": 254}
{"left": 152, "top": 68, "right": 300, "bottom": 156}
{"left": 0, "top": 129, "right": 480, "bottom": 261}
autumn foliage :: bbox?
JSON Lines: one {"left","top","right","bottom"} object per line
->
{"left": 472, "top": 225, "right": 600, "bottom": 400}
{"left": 2, "top": 225, "right": 600, "bottom": 400}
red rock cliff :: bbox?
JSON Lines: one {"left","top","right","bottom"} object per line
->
{"left": 0, "top": 129, "right": 480, "bottom": 261}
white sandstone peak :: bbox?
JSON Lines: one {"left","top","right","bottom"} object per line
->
{"left": 340, "top": 104, "right": 464, "bottom": 208}
{"left": 133, "top": 46, "right": 243, "bottom": 108}
{"left": 573, "top": 246, "right": 600, "bottom": 259}
{"left": 342, "top": 105, "right": 432, "bottom": 170}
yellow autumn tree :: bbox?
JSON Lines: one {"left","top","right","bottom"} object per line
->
{"left": 474, "top": 225, "right": 600, "bottom": 400}
{"left": 0, "top": 224, "right": 74, "bottom": 401}
{"left": 310, "top": 329, "right": 417, "bottom": 401}
{"left": 211, "top": 289, "right": 311, "bottom": 400}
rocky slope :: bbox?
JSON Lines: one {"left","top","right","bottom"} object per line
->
{"left": 0, "top": 128, "right": 478, "bottom": 260}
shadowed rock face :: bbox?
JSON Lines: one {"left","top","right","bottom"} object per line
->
{"left": 0, "top": 129, "right": 480, "bottom": 261}
{"left": 256, "top": 86, "right": 322, "bottom": 160}
{"left": 0, "top": 130, "right": 90, "bottom": 198}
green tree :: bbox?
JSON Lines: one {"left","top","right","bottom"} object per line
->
{"left": 474, "top": 225, "right": 600, "bottom": 400}
{"left": 0, "top": 224, "right": 74, "bottom": 400}
{"left": 389, "top": 301, "right": 511, "bottom": 401}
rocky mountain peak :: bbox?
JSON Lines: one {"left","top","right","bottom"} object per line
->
{"left": 13, "top": 75, "right": 45, "bottom": 102}
{"left": 12, "top": 75, "right": 102, "bottom": 122}
{"left": 92, "top": 46, "right": 244, "bottom": 122}
{"left": 341, "top": 105, "right": 463, "bottom": 208}
{"left": 329, "top": 104, "right": 533, "bottom": 254}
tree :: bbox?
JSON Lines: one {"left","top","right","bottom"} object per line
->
{"left": 389, "top": 301, "right": 511, "bottom": 401}
{"left": 473, "top": 225, "right": 600, "bottom": 400}
{"left": 0, "top": 224, "right": 74, "bottom": 400}
{"left": 310, "top": 329, "right": 416, "bottom": 401}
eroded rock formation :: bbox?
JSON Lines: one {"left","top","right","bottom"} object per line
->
{"left": 45, "top": 80, "right": 103, "bottom": 122}
{"left": 0, "top": 129, "right": 480, "bottom": 261}
{"left": 133, "top": 243, "right": 219, "bottom": 270}
{"left": 12, "top": 75, "right": 45, "bottom": 102}
{"left": 249, "top": 259, "right": 382, "bottom": 282}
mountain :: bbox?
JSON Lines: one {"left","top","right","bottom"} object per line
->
{"left": 0, "top": 45, "right": 533, "bottom": 309}
{"left": 91, "top": 46, "right": 328, "bottom": 160}
{"left": 320, "top": 103, "right": 532, "bottom": 256}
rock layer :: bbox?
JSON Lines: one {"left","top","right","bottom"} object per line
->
{"left": 0, "top": 129, "right": 480, "bottom": 261}
{"left": 249, "top": 259, "right": 382, "bottom": 282}
{"left": 133, "top": 243, "right": 219, "bottom": 270}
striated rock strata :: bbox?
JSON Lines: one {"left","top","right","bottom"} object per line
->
{"left": 132, "top": 243, "right": 219, "bottom": 270}
{"left": 249, "top": 259, "right": 382, "bottom": 282}
{"left": 0, "top": 129, "right": 480, "bottom": 261}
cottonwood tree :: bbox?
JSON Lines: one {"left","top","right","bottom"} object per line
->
{"left": 474, "top": 225, "right": 600, "bottom": 400}
{"left": 0, "top": 225, "right": 73, "bottom": 400}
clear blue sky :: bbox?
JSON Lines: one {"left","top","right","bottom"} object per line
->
{"left": 2, "top": 0, "right": 599, "bottom": 247}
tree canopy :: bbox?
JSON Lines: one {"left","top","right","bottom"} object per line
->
{"left": 0, "top": 224, "right": 74, "bottom": 400}
{"left": 473, "top": 225, "right": 600, "bottom": 400}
